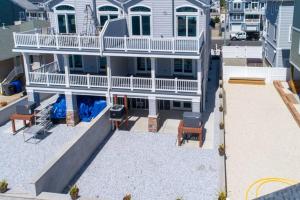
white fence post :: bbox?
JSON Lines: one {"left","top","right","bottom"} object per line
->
{"left": 36, "top": 33, "right": 40, "bottom": 48}
{"left": 87, "top": 74, "right": 90, "bottom": 88}
{"left": 78, "top": 35, "right": 81, "bottom": 50}
{"left": 130, "top": 75, "right": 133, "bottom": 91}
{"left": 55, "top": 34, "right": 59, "bottom": 49}
{"left": 148, "top": 37, "right": 151, "bottom": 53}
{"left": 46, "top": 72, "right": 49, "bottom": 86}
{"left": 124, "top": 35, "right": 127, "bottom": 52}
{"left": 175, "top": 77, "right": 178, "bottom": 93}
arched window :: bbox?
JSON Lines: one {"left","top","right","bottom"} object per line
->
{"left": 130, "top": 6, "right": 151, "bottom": 12}
{"left": 98, "top": 5, "right": 119, "bottom": 29}
{"left": 54, "top": 5, "right": 76, "bottom": 34}
{"left": 129, "top": 6, "right": 151, "bottom": 36}
{"left": 176, "top": 7, "right": 197, "bottom": 12}
{"left": 176, "top": 6, "right": 198, "bottom": 37}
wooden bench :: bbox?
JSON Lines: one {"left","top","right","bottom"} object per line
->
{"left": 178, "top": 120, "right": 203, "bottom": 148}
{"left": 229, "top": 77, "right": 265, "bottom": 85}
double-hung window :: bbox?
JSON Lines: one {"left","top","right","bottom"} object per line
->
{"left": 69, "top": 55, "right": 83, "bottom": 71}
{"left": 136, "top": 58, "right": 151, "bottom": 73}
{"left": 98, "top": 6, "right": 119, "bottom": 30}
{"left": 233, "top": 14, "right": 242, "bottom": 21}
{"left": 55, "top": 5, "right": 76, "bottom": 34}
{"left": 176, "top": 6, "right": 198, "bottom": 37}
{"left": 174, "top": 59, "right": 193, "bottom": 75}
{"left": 233, "top": 3, "right": 241, "bottom": 10}
{"left": 130, "top": 6, "right": 151, "bottom": 36}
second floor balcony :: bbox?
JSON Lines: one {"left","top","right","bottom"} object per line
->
{"left": 13, "top": 19, "right": 204, "bottom": 58}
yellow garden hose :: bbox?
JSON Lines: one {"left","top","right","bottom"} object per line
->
{"left": 245, "top": 177, "right": 298, "bottom": 200}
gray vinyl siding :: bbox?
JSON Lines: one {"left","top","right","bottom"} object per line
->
{"left": 290, "top": 29, "right": 300, "bottom": 70}
{"left": 277, "top": 4, "right": 294, "bottom": 48}
{"left": 292, "top": 0, "right": 300, "bottom": 29}
{"left": 83, "top": 56, "right": 98, "bottom": 73}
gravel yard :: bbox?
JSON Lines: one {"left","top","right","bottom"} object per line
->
{"left": 0, "top": 120, "right": 89, "bottom": 194}
{"left": 76, "top": 131, "right": 222, "bottom": 200}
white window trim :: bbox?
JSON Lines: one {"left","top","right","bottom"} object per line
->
{"left": 233, "top": 2, "right": 241, "bottom": 9}
{"left": 53, "top": 4, "right": 77, "bottom": 34}
{"left": 174, "top": 5, "right": 199, "bottom": 38}
{"left": 69, "top": 55, "right": 83, "bottom": 71}
{"left": 128, "top": 5, "right": 153, "bottom": 37}
{"left": 134, "top": 57, "right": 151, "bottom": 74}
{"left": 232, "top": 14, "right": 242, "bottom": 21}
{"left": 97, "top": 5, "right": 120, "bottom": 29}
{"left": 288, "top": 26, "right": 292, "bottom": 42}
{"left": 172, "top": 59, "right": 194, "bottom": 76}
{"left": 171, "top": 101, "right": 192, "bottom": 111}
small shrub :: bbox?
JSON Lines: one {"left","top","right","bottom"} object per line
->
{"left": 219, "top": 93, "right": 223, "bottom": 98}
{"left": 219, "top": 105, "right": 223, "bottom": 112}
{"left": 218, "top": 144, "right": 225, "bottom": 156}
{"left": 69, "top": 185, "right": 79, "bottom": 200}
{"left": 219, "top": 122, "right": 224, "bottom": 130}
{"left": 0, "top": 101, "right": 8, "bottom": 107}
{"left": 218, "top": 191, "right": 226, "bottom": 200}
{"left": 176, "top": 197, "right": 183, "bottom": 200}
{"left": 214, "top": 16, "right": 220, "bottom": 24}
{"left": 123, "top": 194, "right": 131, "bottom": 200}
{"left": 0, "top": 180, "right": 8, "bottom": 193}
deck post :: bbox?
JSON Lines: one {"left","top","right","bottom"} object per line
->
{"left": 148, "top": 96, "right": 159, "bottom": 132}
{"left": 151, "top": 58, "right": 156, "bottom": 92}
{"left": 130, "top": 75, "right": 133, "bottom": 91}
{"left": 22, "top": 53, "right": 30, "bottom": 86}
{"left": 107, "top": 56, "right": 112, "bottom": 90}
{"left": 175, "top": 77, "right": 178, "bottom": 93}
{"left": 36, "top": 33, "right": 40, "bottom": 48}
{"left": 65, "top": 91, "right": 79, "bottom": 126}
{"left": 87, "top": 74, "right": 90, "bottom": 88}
{"left": 124, "top": 35, "right": 127, "bottom": 52}
{"left": 63, "top": 55, "right": 70, "bottom": 88}
{"left": 197, "top": 59, "right": 202, "bottom": 95}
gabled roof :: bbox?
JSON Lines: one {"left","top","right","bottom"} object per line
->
{"left": 10, "top": 0, "right": 40, "bottom": 11}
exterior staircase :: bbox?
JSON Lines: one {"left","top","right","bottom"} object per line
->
{"left": 0, "top": 66, "right": 24, "bottom": 95}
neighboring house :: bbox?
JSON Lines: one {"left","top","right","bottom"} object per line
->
{"left": 0, "top": 20, "right": 53, "bottom": 94}
{"left": 290, "top": 0, "right": 300, "bottom": 74}
{"left": 263, "top": 0, "right": 294, "bottom": 68}
{"left": 227, "top": 0, "right": 266, "bottom": 33}
{"left": 0, "top": 0, "right": 46, "bottom": 26}
{"left": 12, "top": 0, "right": 211, "bottom": 131}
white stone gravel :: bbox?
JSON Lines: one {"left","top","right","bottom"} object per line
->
{"left": 0, "top": 120, "right": 89, "bottom": 194}
{"left": 76, "top": 131, "right": 221, "bottom": 200}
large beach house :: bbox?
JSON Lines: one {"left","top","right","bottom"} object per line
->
{"left": 227, "top": 0, "right": 266, "bottom": 33}
{"left": 12, "top": 0, "right": 211, "bottom": 132}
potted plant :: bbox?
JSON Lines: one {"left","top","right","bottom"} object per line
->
{"left": 123, "top": 194, "right": 131, "bottom": 200}
{"left": 0, "top": 180, "right": 8, "bottom": 193}
{"left": 219, "top": 92, "right": 223, "bottom": 98}
{"left": 219, "top": 122, "right": 224, "bottom": 130}
{"left": 69, "top": 185, "right": 79, "bottom": 200}
{"left": 219, "top": 105, "right": 223, "bottom": 112}
{"left": 218, "top": 144, "right": 225, "bottom": 156}
{"left": 218, "top": 191, "right": 226, "bottom": 200}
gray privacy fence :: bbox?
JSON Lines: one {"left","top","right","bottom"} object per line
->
{"left": 32, "top": 107, "right": 112, "bottom": 195}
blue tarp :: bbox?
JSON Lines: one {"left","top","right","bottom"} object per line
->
{"left": 51, "top": 95, "right": 106, "bottom": 122}
{"left": 9, "top": 80, "right": 22, "bottom": 93}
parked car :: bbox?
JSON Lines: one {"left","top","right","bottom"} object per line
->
{"left": 230, "top": 31, "right": 247, "bottom": 41}
{"left": 246, "top": 32, "right": 260, "bottom": 41}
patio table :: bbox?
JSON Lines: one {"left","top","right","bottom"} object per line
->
{"left": 10, "top": 113, "right": 35, "bottom": 134}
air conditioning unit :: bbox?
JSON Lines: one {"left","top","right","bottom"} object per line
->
{"left": 110, "top": 104, "right": 125, "bottom": 119}
{"left": 183, "top": 112, "right": 202, "bottom": 128}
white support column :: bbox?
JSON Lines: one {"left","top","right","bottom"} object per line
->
{"left": 63, "top": 55, "right": 70, "bottom": 87}
{"left": 151, "top": 58, "right": 156, "bottom": 92}
{"left": 22, "top": 53, "right": 31, "bottom": 86}
{"left": 107, "top": 56, "right": 112, "bottom": 90}
{"left": 197, "top": 59, "right": 202, "bottom": 95}
{"left": 192, "top": 98, "right": 201, "bottom": 113}
{"left": 27, "top": 88, "right": 40, "bottom": 106}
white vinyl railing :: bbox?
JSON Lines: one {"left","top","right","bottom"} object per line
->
{"left": 14, "top": 31, "right": 203, "bottom": 54}
{"left": 104, "top": 33, "right": 203, "bottom": 53}
{"left": 28, "top": 72, "right": 198, "bottom": 93}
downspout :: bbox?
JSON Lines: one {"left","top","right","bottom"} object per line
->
{"left": 172, "top": 0, "right": 174, "bottom": 37}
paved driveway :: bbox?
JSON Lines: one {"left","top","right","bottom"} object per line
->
{"left": 224, "top": 84, "right": 300, "bottom": 199}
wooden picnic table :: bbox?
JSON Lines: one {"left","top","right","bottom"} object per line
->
{"left": 178, "top": 120, "right": 203, "bottom": 148}
{"left": 10, "top": 113, "right": 35, "bottom": 134}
